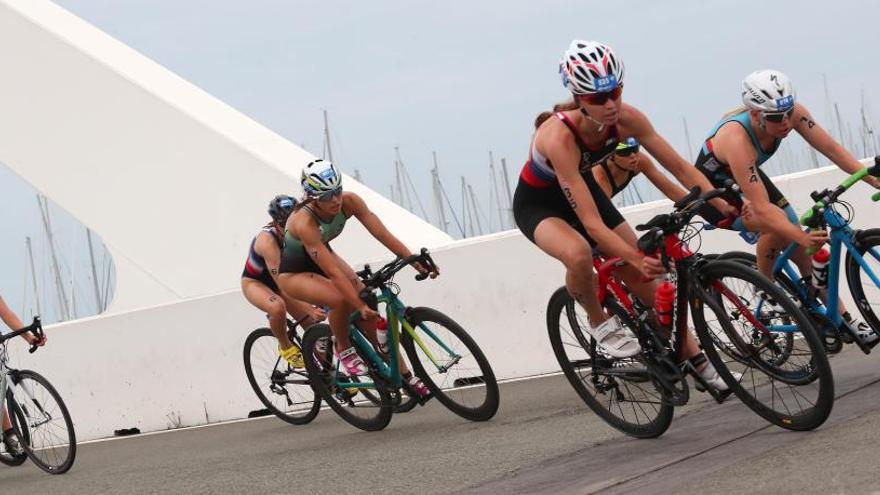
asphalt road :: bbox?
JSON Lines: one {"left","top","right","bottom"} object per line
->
{"left": 2, "top": 347, "right": 880, "bottom": 494}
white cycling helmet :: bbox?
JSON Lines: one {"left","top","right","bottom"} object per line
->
{"left": 559, "top": 40, "right": 625, "bottom": 95}
{"left": 301, "top": 159, "right": 342, "bottom": 196}
{"left": 741, "top": 70, "right": 796, "bottom": 113}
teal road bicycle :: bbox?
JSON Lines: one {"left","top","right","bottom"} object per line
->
{"left": 720, "top": 157, "right": 880, "bottom": 355}
{"left": 302, "top": 249, "right": 500, "bottom": 431}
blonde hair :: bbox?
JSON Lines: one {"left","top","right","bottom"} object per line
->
{"left": 720, "top": 105, "right": 749, "bottom": 120}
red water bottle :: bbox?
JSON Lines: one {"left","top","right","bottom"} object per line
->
{"left": 654, "top": 281, "right": 676, "bottom": 335}
{"left": 376, "top": 317, "right": 389, "bottom": 353}
{"left": 811, "top": 248, "right": 830, "bottom": 289}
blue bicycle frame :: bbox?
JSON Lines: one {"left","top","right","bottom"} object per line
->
{"left": 760, "top": 207, "right": 880, "bottom": 333}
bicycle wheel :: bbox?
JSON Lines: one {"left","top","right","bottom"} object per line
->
{"left": 546, "top": 287, "right": 674, "bottom": 439}
{"left": 9, "top": 370, "right": 76, "bottom": 474}
{"left": 691, "top": 260, "right": 834, "bottom": 431}
{"left": 243, "top": 328, "right": 320, "bottom": 425}
{"left": 846, "top": 229, "right": 880, "bottom": 332}
{"left": 302, "top": 324, "right": 393, "bottom": 431}
{"left": 0, "top": 393, "right": 28, "bottom": 466}
{"left": 400, "top": 307, "right": 499, "bottom": 422}
{"left": 714, "top": 251, "right": 798, "bottom": 360}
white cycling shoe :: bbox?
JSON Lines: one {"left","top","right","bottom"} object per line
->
{"left": 586, "top": 317, "right": 641, "bottom": 359}
{"left": 688, "top": 354, "right": 741, "bottom": 393}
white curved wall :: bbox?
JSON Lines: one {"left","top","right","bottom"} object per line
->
{"left": 0, "top": 0, "right": 452, "bottom": 314}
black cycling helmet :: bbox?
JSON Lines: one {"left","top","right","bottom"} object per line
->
{"left": 268, "top": 195, "right": 296, "bottom": 226}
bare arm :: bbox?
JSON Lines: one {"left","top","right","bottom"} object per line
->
{"left": 717, "top": 126, "right": 809, "bottom": 245}
{"left": 638, "top": 153, "right": 689, "bottom": 203}
{"left": 795, "top": 104, "right": 879, "bottom": 187}
{"left": 542, "top": 130, "right": 642, "bottom": 267}
{"left": 345, "top": 193, "right": 412, "bottom": 259}
{"left": 0, "top": 296, "right": 24, "bottom": 331}
{"left": 624, "top": 106, "right": 736, "bottom": 214}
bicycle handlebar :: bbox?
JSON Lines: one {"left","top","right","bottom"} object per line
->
{"left": 356, "top": 248, "right": 438, "bottom": 289}
{"left": 801, "top": 155, "right": 880, "bottom": 228}
{"left": 0, "top": 316, "right": 44, "bottom": 354}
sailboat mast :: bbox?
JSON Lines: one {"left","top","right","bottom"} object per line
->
{"left": 431, "top": 151, "right": 448, "bottom": 232}
{"left": 322, "top": 109, "right": 335, "bottom": 163}
{"left": 488, "top": 151, "right": 504, "bottom": 230}
{"left": 681, "top": 116, "right": 694, "bottom": 163}
{"left": 36, "top": 195, "right": 69, "bottom": 320}
{"left": 499, "top": 158, "right": 514, "bottom": 228}
{"left": 25, "top": 236, "right": 41, "bottom": 317}
{"left": 87, "top": 228, "right": 103, "bottom": 312}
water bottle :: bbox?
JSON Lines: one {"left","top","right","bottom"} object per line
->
{"left": 376, "top": 317, "right": 389, "bottom": 353}
{"left": 654, "top": 281, "right": 676, "bottom": 336}
{"left": 811, "top": 248, "right": 830, "bottom": 289}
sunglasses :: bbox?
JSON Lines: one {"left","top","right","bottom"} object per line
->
{"left": 763, "top": 109, "right": 793, "bottom": 123}
{"left": 582, "top": 85, "right": 623, "bottom": 106}
{"left": 615, "top": 145, "right": 640, "bottom": 157}
{"left": 316, "top": 187, "right": 343, "bottom": 202}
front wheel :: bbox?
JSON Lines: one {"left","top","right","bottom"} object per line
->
{"left": 9, "top": 370, "right": 77, "bottom": 474}
{"left": 546, "top": 287, "right": 674, "bottom": 439}
{"left": 243, "top": 328, "right": 321, "bottom": 425}
{"left": 691, "top": 260, "right": 834, "bottom": 431}
{"left": 846, "top": 229, "right": 880, "bottom": 333}
{"left": 400, "top": 307, "right": 500, "bottom": 421}
{"left": 302, "top": 324, "right": 393, "bottom": 431}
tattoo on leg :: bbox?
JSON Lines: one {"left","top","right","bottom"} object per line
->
{"left": 309, "top": 249, "right": 319, "bottom": 260}
{"left": 268, "top": 295, "right": 279, "bottom": 303}
{"left": 270, "top": 268, "right": 278, "bottom": 276}
{"left": 571, "top": 291, "right": 586, "bottom": 303}
{"left": 562, "top": 187, "right": 578, "bottom": 210}
{"left": 765, "top": 248, "right": 778, "bottom": 261}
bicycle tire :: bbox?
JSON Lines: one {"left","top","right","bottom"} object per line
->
{"left": 546, "top": 287, "right": 674, "bottom": 439}
{"left": 691, "top": 260, "right": 834, "bottom": 431}
{"left": 9, "top": 370, "right": 76, "bottom": 474}
{"left": 0, "top": 392, "right": 28, "bottom": 466}
{"left": 400, "top": 307, "right": 499, "bottom": 421}
{"left": 243, "top": 328, "right": 321, "bottom": 425}
{"left": 302, "top": 324, "right": 393, "bottom": 431}
{"left": 846, "top": 228, "right": 880, "bottom": 332}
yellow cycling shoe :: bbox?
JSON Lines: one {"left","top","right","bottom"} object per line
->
{"left": 279, "top": 345, "right": 305, "bottom": 368}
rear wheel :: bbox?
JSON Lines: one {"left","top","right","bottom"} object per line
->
{"left": 302, "top": 324, "right": 393, "bottom": 431}
{"left": 401, "top": 307, "right": 499, "bottom": 421}
{"left": 546, "top": 287, "right": 674, "bottom": 439}
{"left": 9, "top": 370, "right": 77, "bottom": 474}
{"left": 846, "top": 229, "right": 880, "bottom": 333}
{"left": 243, "top": 328, "right": 320, "bottom": 425}
{"left": 691, "top": 260, "right": 834, "bottom": 431}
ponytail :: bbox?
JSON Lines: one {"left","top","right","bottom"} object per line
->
{"left": 534, "top": 98, "right": 580, "bottom": 129}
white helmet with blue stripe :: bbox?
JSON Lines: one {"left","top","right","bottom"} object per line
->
{"left": 741, "top": 70, "right": 796, "bottom": 113}
{"left": 301, "top": 159, "right": 342, "bottom": 196}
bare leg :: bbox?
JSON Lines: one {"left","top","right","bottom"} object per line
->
{"left": 534, "top": 218, "right": 606, "bottom": 325}
{"left": 242, "top": 279, "right": 294, "bottom": 349}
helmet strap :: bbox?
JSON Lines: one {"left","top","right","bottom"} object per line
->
{"left": 579, "top": 107, "right": 605, "bottom": 132}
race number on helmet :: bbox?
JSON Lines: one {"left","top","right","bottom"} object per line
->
{"left": 559, "top": 40, "right": 625, "bottom": 95}
{"left": 301, "top": 159, "right": 342, "bottom": 196}
{"left": 741, "top": 69, "right": 796, "bottom": 113}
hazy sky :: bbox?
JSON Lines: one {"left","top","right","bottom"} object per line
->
{"left": 3, "top": 0, "right": 880, "bottom": 318}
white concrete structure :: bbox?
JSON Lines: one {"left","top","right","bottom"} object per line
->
{"left": 1, "top": 2, "right": 878, "bottom": 441}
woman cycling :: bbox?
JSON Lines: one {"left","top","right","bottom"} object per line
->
{"left": 695, "top": 69, "right": 880, "bottom": 343}
{"left": 277, "top": 159, "right": 435, "bottom": 397}
{"left": 591, "top": 138, "right": 690, "bottom": 203}
{"left": 241, "top": 195, "right": 326, "bottom": 368}
{"left": 515, "top": 40, "right": 735, "bottom": 389}
{"left": 0, "top": 295, "right": 44, "bottom": 457}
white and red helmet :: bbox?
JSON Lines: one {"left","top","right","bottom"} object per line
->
{"left": 741, "top": 70, "right": 796, "bottom": 113}
{"left": 559, "top": 40, "right": 625, "bottom": 95}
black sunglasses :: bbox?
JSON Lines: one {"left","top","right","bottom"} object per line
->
{"left": 763, "top": 109, "right": 793, "bottom": 123}
{"left": 615, "top": 145, "right": 640, "bottom": 157}
{"left": 316, "top": 187, "right": 343, "bottom": 202}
